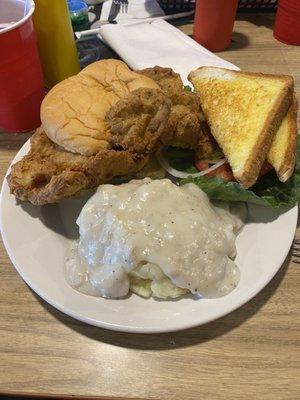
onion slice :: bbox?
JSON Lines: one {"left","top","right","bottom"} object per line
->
{"left": 156, "top": 150, "right": 226, "bottom": 179}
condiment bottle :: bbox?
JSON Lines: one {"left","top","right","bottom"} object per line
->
{"left": 33, "top": 0, "right": 80, "bottom": 88}
{"left": 193, "top": 0, "right": 239, "bottom": 52}
{"left": 68, "top": 0, "right": 90, "bottom": 32}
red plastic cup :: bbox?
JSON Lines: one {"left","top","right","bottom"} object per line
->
{"left": 193, "top": 0, "right": 239, "bottom": 52}
{"left": 274, "top": 0, "right": 300, "bottom": 45}
{"left": 0, "top": 0, "right": 45, "bottom": 132}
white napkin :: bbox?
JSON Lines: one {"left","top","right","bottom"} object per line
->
{"left": 99, "top": 20, "right": 239, "bottom": 84}
{"left": 100, "top": 0, "right": 164, "bottom": 23}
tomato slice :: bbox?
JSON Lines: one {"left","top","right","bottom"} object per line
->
{"left": 195, "top": 159, "right": 273, "bottom": 182}
{"left": 195, "top": 160, "right": 235, "bottom": 182}
{"left": 259, "top": 162, "right": 273, "bottom": 177}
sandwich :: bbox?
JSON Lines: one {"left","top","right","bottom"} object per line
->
{"left": 8, "top": 60, "right": 173, "bottom": 205}
{"left": 40, "top": 59, "right": 161, "bottom": 156}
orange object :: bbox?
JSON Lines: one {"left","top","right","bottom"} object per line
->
{"left": 195, "top": 159, "right": 273, "bottom": 182}
{"left": 33, "top": 0, "right": 80, "bottom": 88}
{"left": 274, "top": 0, "right": 300, "bottom": 45}
{"left": 193, "top": 0, "right": 239, "bottom": 52}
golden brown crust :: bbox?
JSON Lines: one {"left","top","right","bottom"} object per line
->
{"left": 139, "top": 66, "right": 204, "bottom": 150}
{"left": 7, "top": 128, "right": 147, "bottom": 205}
{"left": 189, "top": 66, "right": 295, "bottom": 188}
{"left": 138, "top": 66, "right": 184, "bottom": 100}
{"left": 8, "top": 88, "right": 172, "bottom": 205}
{"left": 238, "top": 77, "right": 294, "bottom": 187}
{"left": 196, "top": 122, "right": 221, "bottom": 159}
{"left": 106, "top": 88, "right": 172, "bottom": 155}
{"left": 275, "top": 97, "right": 298, "bottom": 182}
{"left": 167, "top": 105, "right": 201, "bottom": 149}
{"left": 189, "top": 67, "right": 295, "bottom": 88}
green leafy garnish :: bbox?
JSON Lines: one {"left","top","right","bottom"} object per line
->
{"left": 184, "top": 84, "right": 193, "bottom": 92}
{"left": 181, "top": 165, "right": 300, "bottom": 208}
{"left": 166, "top": 145, "right": 300, "bottom": 208}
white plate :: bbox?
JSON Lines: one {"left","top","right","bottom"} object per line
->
{"left": 0, "top": 140, "right": 297, "bottom": 333}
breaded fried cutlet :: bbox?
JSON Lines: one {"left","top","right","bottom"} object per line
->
{"left": 8, "top": 89, "right": 171, "bottom": 205}
{"left": 138, "top": 66, "right": 205, "bottom": 150}
{"left": 7, "top": 128, "right": 147, "bottom": 205}
{"left": 106, "top": 88, "right": 172, "bottom": 154}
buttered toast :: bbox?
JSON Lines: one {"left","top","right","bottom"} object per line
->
{"left": 268, "top": 98, "right": 298, "bottom": 182}
{"left": 189, "top": 67, "right": 294, "bottom": 188}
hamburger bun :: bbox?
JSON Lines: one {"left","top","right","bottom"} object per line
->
{"left": 41, "top": 59, "right": 160, "bottom": 156}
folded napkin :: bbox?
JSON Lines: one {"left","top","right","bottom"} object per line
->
{"left": 99, "top": 20, "right": 239, "bottom": 84}
{"left": 100, "top": 0, "right": 164, "bottom": 23}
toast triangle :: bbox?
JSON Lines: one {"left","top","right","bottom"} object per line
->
{"left": 189, "top": 67, "right": 294, "bottom": 188}
{"left": 267, "top": 97, "right": 298, "bottom": 182}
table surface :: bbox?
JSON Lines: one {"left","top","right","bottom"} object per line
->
{"left": 0, "top": 14, "right": 299, "bottom": 400}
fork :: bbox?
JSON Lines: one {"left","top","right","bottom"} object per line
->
{"left": 112, "top": 0, "right": 128, "bottom": 13}
{"left": 120, "top": 0, "right": 128, "bottom": 13}
{"left": 292, "top": 238, "right": 300, "bottom": 263}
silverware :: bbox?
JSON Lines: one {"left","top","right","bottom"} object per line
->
{"left": 292, "top": 238, "right": 300, "bottom": 263}
{"left": 121, "top": 0, "right": 128, "bottom": 13}
{"left": 108, "top": 0, "right": 121, "bottom": 22}
{"left": 112, "top": 0, "right": 128, "bottom": 13}
{"left": 75, "top": 10, "right": 195, "bottom": 38}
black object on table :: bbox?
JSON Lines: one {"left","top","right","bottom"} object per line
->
{"left": 74, "top": 4, "right": 120, "bottom": 68}
{"left": 157, "top": 0, "right": 278, "bottom": 14}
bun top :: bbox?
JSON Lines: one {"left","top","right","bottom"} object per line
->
{"left": 41, "top": 59, "right": 160, "bottom": 155}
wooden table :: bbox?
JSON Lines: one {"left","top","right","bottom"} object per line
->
{"left": 1, "top": 14, "right": 299, "bottom": 400}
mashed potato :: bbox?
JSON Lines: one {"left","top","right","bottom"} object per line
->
{"left": 65, "top": 178, "right": 243, "bottom": 299}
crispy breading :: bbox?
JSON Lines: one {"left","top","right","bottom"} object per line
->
{"left": 196, "top": 121, "right": 221, "bottom": 160}
{"left": 8, "top": 89, "right": 171, "bottom": 205}
{"left": 7, "top": 128, "right": 147, "bottom": 205}
{"left": 106, "top": 88, "right": 172, "bottom": 154}
{"left": 168, "top": 105, "right": 200, "bottom": 149}
{"left": 138, "top": 66, "right": 204, "bottom": 149}
{"left": 134, "top": 156, "right": 166, "bottom": 180}
{"left": 138, "top": 66, "right": 183, "bottom": 101}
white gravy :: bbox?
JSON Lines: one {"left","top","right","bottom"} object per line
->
{"left": 65, "top": 178, "right": 242, "bottom": 299}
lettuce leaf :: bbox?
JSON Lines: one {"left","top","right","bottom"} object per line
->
{"left": 167, "top": 146, "right": 300, "bottom": 208}
{"left": 184, "top": 84, "right": 193, "bottom": 92}
{"left": 180, "top": 173, "right": 299, "bottom": 207}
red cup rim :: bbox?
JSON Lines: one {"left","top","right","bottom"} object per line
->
{"left": 0, "top": 0, "right": 35, "bottom": 35}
